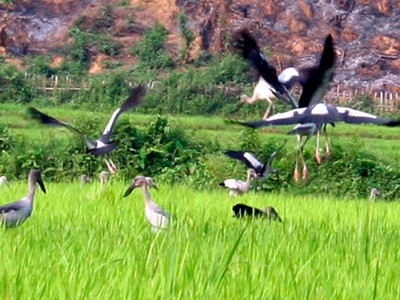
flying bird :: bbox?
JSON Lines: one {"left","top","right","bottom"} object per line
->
{"left": 0, "top": 169, "right": 46, "bottom": 228}
{"left": 235, "top": 30, "right": 298, "bottom": 113}
{"left": 28, "top": 84, "right": 146, "bottom": 156}
{"left": 224, "top": 139, "right": 287, "bottom": 180}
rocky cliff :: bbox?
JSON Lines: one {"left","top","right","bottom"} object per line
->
{"left": 0, "top": 0, "right": 399, "bottom": 92}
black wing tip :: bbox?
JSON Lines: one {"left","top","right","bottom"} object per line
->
{"left": 384, "top": 120, "right": 400, "bottom": 127}
{"left": 234, "top": 29, "right": 259, "bottom": 58}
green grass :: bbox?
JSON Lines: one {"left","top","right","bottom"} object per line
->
{"left": 2, "top": 102, "right": 400, "bottom": 165}
{"left": 1, "top": 181, "right": 400, "bottom": 299}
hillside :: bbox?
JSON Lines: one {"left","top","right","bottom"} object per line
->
{"left": 0, "top": 0, "right": 399, "bottom": 92}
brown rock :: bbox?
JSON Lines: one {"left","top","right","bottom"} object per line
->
{"left": 375, "top": 0, "right": 392, "bottom": 15}
{"left": 342, "top": 27, "right": 359, "bottom": 42}
{"left": 298, "top": 0, "right": 314, "bottom": 18}
{"left": 288, "top": 14, "right": 307, "bottom": 34}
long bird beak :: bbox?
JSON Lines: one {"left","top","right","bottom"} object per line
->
{"left": 123, "top": 184, "right": 136, "bottom": 197}
{"left": 37, "top": 178, "right": 46, "bottom": 194}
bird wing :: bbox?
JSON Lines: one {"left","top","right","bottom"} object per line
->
{"left": 153, "top": 206, "right": 171, "bottom": 218}
{"left": 298, "top": 35, "right": 336, "bottom": 108}
{"left": 0, "top": 200, "right": 23, "bottom": 214}
{"left": 28, "top": 107, "right": 86, "bottom": 137}
{"left": 223, "top": 179, "right": 242, "bottom": 190}
{"left": 262, "top": 139, "right": 287, "bottom": 176}
{"left": 336, "top": 107, "right": 400, "bottom": 125}
{"left": 224, "top": 151, "right": 263, "bottom": 173}
{"left": 232, "top": 203, "right": 265, "bottom": 217}
{"left": 235, "top": 30, "right": 298, "bottom": 109}
{"left": 101, "top": 85, "right": 145, "bottom": 143}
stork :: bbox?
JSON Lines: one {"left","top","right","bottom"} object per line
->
{"left": 124, "top": 176, "right": 170, "bottom": 232}
{"left": 0, "top": 169, "right": 46, "bottom": 228}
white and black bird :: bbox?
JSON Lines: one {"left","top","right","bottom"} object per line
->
{"left": 124, "top": 176, "right": 170, "bottom": 232}
{"left": 236, "top": 30, "right": 298, "bottom": 117}
{"left": 233, "top": 32, "right": 400, "bottom": 180}
{"left": 29, "top": 85, "right": 145, "bottom": 156}
{"left": 232, "top": 203, "right": 282, "bottom": 222}
{"left": 220, "top": 169, "right": 257, "bottom": 196}
{"left": 0, "top": 169, "right": 46, "bottom": 228}
{"left": 224, "top": 139, "right": 286, "bottom": 180}
{"left": 278, "top": 67, "right": 315, "bottom": 90}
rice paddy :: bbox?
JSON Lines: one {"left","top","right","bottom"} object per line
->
{"left": 1, "top": 181, "right": 400, "bottom": 299}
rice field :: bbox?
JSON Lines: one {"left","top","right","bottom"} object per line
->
{"left": 1, "top": 181, "right": 400, "bottom": 299}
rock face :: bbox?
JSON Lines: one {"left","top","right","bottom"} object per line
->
{"left": 0, "top": 0, "right": 399, "bottom": 92}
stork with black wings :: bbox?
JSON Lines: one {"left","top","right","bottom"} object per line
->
{"left": 29, "top": 85, "right": 146, "bottom": 173}
{"left": 224, "top": 139, "right": 287, "bottom": 181}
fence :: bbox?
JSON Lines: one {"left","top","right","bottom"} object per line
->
{"left": 25, "top": 74, "right": 400, "bottom": 113}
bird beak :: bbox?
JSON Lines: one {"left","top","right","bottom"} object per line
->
{"left": 38, "top": 178, "right": 46, "bottom": 194}
{"left": 123, "top": 184, "right": 136, "bottom": 197}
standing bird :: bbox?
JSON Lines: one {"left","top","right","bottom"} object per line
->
{"left": 99, "top": 171, "right": 109, "bottom": 191}
{"left": 0, "top": 175, "right": 9, "bottom": 187}
{"left": 124, "top": 176, "right": 170, "bottom": 232}
{"left": 219, "top": 169, "right": 256, "bottom": 196}
{"left": 232, "top": 203, "right": 282, "bottom": 222}
{"left": 28, "top": 85, "right": 145, "bottom": 158}
{"left": 0, "top": 169, "right": 46, "bottom": 228}
{"left": 224, "top": 139, "right": 287, "bottom": 180}
{"left": 80, "top": 174, "right": 91, "bottom": 186}
{"left": 370, "top": 188, "right": 380, "bottom": 202}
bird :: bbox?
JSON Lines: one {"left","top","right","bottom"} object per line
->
{"left": 240, "top": 66, "right": 315, "bottom": 119}
{"left": 235, "top": 30, "right": 298, "bottom": 119}
{"left": 80, "top": 174, "right": 91, "bottom": 186}
{"left": 123, "top": 175, "right": 170, "bottom": 232}
{"left": 370, "top": 188, "right": 380, "bottom": 202}
{"left": 219, "top": 169, "right": 256, "bottom": 196}
{"left": 233, "top": 32, "right": 400, "bottom": 180}
{"left": 232, "top": 203, "right": 282, "bottom": 222}
{"left": 239, "top": 76, "right": 280, "bottom": 119}
{"left": 224, "top": 139, "right": 287, "bottom": 180}
{"left": 0, "top": 169, "right": 46, "bottom": 228}
{"left": 0, "top": 175, "right": 9, "bottom": 187}
{"left": 28, "top": 84, "right": 145, "bottom": 156}
{"left": 99, "top": 171, "right": 108, "bottom": 190}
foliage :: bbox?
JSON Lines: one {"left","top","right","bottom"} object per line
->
{"left": 130, "top": 22, "right": 174, "bottom": 70}
{"left": 0, "top": 62, "right": 34, "bottom": 103}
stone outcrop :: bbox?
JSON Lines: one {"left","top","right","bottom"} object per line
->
{"left": 0, "top": 0, "right": 398, "bottom": 92}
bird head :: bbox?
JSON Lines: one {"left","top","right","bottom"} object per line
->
{"left": 29, "top": 169, "right": 46, "bottom": 193}
{"left": 123, "top": 175, "right": 157, "bottom": 197}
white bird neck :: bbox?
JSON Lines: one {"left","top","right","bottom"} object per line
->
{"left": 141, "top": 184, "right": 154, "bottom": 204}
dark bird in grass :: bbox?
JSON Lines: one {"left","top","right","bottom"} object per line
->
{"left": 28, "top": 85, "right": 146, "bottom": 156}
{"left": 224, "top": 139, "right": 287, "bottom": 180}
{"left": 232, "top": 203, "right": 282, "bottom": 222}
{"left": 0, "top": 169, "right": 46, "bottom": 228}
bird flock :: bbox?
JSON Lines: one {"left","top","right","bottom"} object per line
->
{"left": 1, "top": 29, "right": 394, "bottom": 229}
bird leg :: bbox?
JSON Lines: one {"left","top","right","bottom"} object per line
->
{"left": 104, "top": 158, "right": 118, "bottom": 174}
{"left": 294, "top": 134, "right": 302, "bottom": 183}
{"left": 315, "top": 130, "right": 322, "bottom": 164}
{"left": 262, "top": 100, "right": 274, "bottom": 120}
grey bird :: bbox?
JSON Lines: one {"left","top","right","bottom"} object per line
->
{"left": 124, "top": 176, "right": 170, "bottom": 232}
{"left": 28, "top": 85, "right": 146, "bottom": 156}
{"left": 370, "top": 188, "right": 380, "bottom": 202}
{"left": 224, "top": 139, "right": 287, "bottom": 180}
{"left": 220, "top": 169, "right": 257, "bottom": 196}
{"left": 232, "top": 203, "right": 282, "bottom": 222}
{"left": 0, "top": 169, "right": 46, "bottom": 228}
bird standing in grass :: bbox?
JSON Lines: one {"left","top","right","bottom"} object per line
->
{"left": 370, "top": 188, "right": 380, "bottom": 202}
{"left": 0, "top": 169, "right": 46, "bottom": 228}
{"left": 220, "top": 169, "right": 256, "bottom": 196}
{"left": 124, "top": 176, "right": 170, "bottom": 232}
{"left": 0, "top": 175, "right": 9, "bottom": 187}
